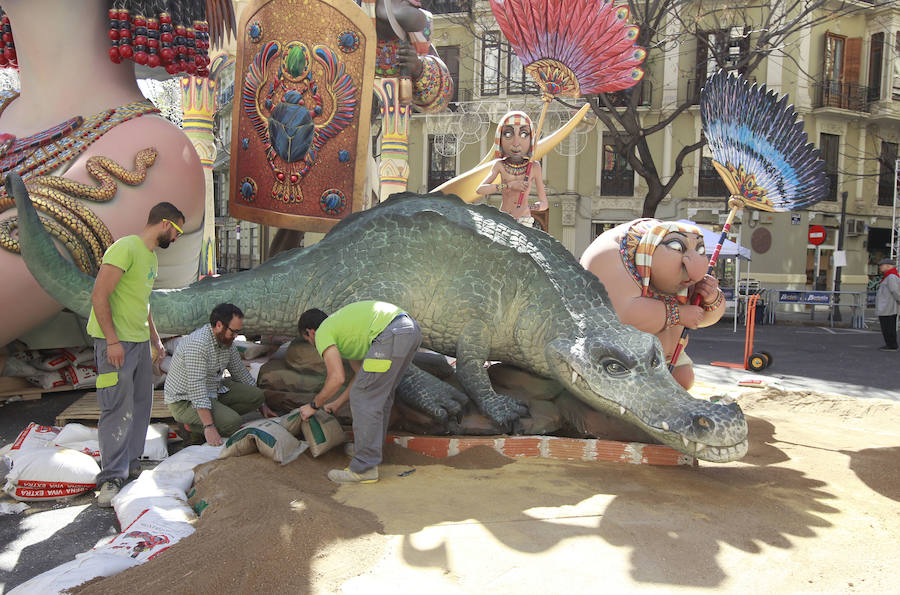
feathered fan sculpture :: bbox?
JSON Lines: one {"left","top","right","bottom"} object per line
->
{"left": 489, "top": 0, "right": 646, "bottom": 207}
{"left": 668, "top": 70, "right": 830, "bottom": 369}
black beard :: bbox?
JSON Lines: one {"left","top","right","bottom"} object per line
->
{"left": 157, "top": 235, "right": 171, "bottom": 249}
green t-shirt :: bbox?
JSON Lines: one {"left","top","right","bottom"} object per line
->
{"left": 314, "top": 300, "right": 403, "bottom": 360}
{"left": 86, "top": 235, "right": 158, "bottom": 342}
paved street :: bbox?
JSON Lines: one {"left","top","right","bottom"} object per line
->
{"left": 689, "top": 319, "right": 899, "bottom": 401}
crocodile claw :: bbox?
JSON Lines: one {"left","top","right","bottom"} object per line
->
{"left": 480, "top": 393, "right": 530, "bottom": 433}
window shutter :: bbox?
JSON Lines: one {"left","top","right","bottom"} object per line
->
{"left": 844, "top": 37, "right": 862, "bottom": 83}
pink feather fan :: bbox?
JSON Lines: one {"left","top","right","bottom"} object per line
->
{"left": 490, "top": 0, "right": 646, "bottom": 99}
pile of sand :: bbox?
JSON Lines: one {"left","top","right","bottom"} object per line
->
{"left": 72, "top": 445, "right": 512, "bottom": 594}
{"left": 71, "top": 390, "right": 900, "bottom": 593}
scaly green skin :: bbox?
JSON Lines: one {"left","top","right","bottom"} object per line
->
{"left": 9, "top": 174, "right": 748, "bottom": 462}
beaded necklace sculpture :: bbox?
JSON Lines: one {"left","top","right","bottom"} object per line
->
{"left": 0, "top": 90, "right": 161, "bottom": 273}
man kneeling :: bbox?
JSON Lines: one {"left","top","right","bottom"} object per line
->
{"left": 165, "top": 303, "right": 274, "bottom": 445}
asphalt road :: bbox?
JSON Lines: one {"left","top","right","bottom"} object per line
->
{"left": 688, "top": 320, "right": 899, "bottom": 401}
{"left": 0, "top": 318, "right": 897, "bottom": 592}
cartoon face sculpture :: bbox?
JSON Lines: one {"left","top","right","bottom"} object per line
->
{"left": 648, "top": 230, "right": 708, "bottom": 296}
{"left": 491, "top": 111, "right": 535, "bottom": 163}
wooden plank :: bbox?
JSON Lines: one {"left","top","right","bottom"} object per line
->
{"left": 55, "top": 390, "right": 173, "bottom": 426}
{"left": 0, "top": 376, "right": 75, "bottom": 402}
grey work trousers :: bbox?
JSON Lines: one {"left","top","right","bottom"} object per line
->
{"left": 349, "top": 315, "right": 422, "bottom": 473}
{"left": 93, "top": 338, "right": 153, "bottom": 484}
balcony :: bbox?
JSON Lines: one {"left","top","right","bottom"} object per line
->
{"left": 603, "top": 81, "right": 652, "bottom": 108}
{"left": 813, "top": 80, "right": 870, "bottom": 112}
{"left": 420, "top": 0, "right": 470, "bottom": 15}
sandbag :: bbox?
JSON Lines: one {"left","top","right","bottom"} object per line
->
{"left": 3, "top": 447, "right": 99, "bottom": 501}
{"left": 26, "top": 364, "right": 97, "bottom": 390}
{"left": 34, "top": 347, "right": 93, "bottom": 371}
{"left": 300, "top": 410, "right": 346, "bottom": 458}
{"left": 9, "top": 422, "right": 61, "bottom": 451}
{"left": 284, "top": 339, "right": 328, "bottom": 374}
{"left": 218, "top": 418, "right": 307, "bottom": 465}
{"left": 142, "top": 424, "right": 170, "bottom": 461}
{"left": 233, "top": 339, "right": 269, "bottom": 360}
{"left": 54, "top": 423, "right": 101, "bottom": 461}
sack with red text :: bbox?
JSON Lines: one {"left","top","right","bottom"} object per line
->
{"left": 34, "top": 347, "right": 93, "bottom": 371}
{"left": 53, "top": 423, "right": 101, "bottom": 461}
{"left": 8, "top": 422, "right": 61, "bottom": 452}
{"left": 3, "top": 447, "right": 99, "bottom": 501}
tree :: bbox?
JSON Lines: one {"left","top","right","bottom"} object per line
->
{"left": 445, "top": 0, "right": 891, "bottom": 217}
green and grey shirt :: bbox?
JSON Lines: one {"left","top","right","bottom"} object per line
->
{"left": 314, "top": 301, "right": 404, "bottom": 360}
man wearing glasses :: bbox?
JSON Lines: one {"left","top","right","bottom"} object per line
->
{"left": 164, "top": 303, "right": 275, "bottom": 450}
{"left": 87, "top": 202, "right": 185, "bottom": 507}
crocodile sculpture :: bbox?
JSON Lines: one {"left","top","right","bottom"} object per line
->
{"left": 9, "top": 174, "right": 748, "bottom": 462}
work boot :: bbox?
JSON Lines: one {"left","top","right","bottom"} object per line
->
{"left": 327, "top": 467, "right": 378, "bottom": 484}
{"left": 97, "top": 477, "right": 124, "bottom": 508}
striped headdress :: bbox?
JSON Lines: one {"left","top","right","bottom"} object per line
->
{"left": 621, "top": 218, "right": 703, "bottom": 304}
{"left": 491, "top": 111, "right": 536, "bottom": 160}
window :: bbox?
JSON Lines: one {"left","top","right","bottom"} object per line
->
{"left": 506, "top": 46, "right": 538, "bottom": 95}
{"left": 691, "top": 28, "right": 750, "bottom": 103}
{"left": 895, "top": 33, "right": 900, "bottom": 101}
{"left": 601, "top": 133, "right": 634, "bottom": 196}
{"left": 420, "top": 0, "right": 469, "bottom": 14}
{"left": 428, "top": 135, "right": 457, "bottom": 190}
{"left": 591, "top": 221, "right": 618, "bottom": 240}
{"left": 878, "top": 141, "right": 898, "bottom": 207}
{"left": 698, "top": 144, "right": 728, "bottom": 197}
{"left": 480, "top": 32, "right": 501, "bottom": 97}
{"left": 437, "top": 45, "right": 460, "bottom": 103}
{"left": 819, "top": 133, "right": 839, "bottom": 202}
{"left": 213, "top": 172, "right": 229, "bottom": 217}
{"left": 825, "top": 33, "right": 845, "bottom": 85}
{"left": 868, "top": 33, "right": 884, "bottom": 102}
{"left": 821, "top": 32, "right": 863, "bottom": 109}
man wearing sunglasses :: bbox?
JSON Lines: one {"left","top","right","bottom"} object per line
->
{"left": 164, "top": 303, "right": 276, "bottom": 449}
{"left": 87, "top": 202, "right": 185, "bottom": 507}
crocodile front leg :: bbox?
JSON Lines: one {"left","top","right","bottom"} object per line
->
{"left": 395, "top": 364, "right": 469, "bottom": 424}
{"left": 456, "top": 319, "right": 529, "bottom": 432}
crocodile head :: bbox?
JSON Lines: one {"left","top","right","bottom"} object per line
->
{"left": 546, "top": 322, "right": 748, "bottom": 463}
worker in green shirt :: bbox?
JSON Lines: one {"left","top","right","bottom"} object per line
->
{"left": 87, "top": 201, "right": 185, "bottom": 506}
{"left": 298, "top": 300, "right": 421, "bottom": 484}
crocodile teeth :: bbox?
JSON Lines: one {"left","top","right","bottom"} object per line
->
{"left": 683, "top": 435, "right": 690, "bottom": 448}
{"left": 571, "top": 370, "right": 578, "bottom": 385}
{"left": 661, "top": 422, "right": 669, "bottom": 431}
{"left": 619, "top": 406, "right": 626, "bottom": 416}
{"left": 695, "top": 443, "right": 706, "bottom": 453}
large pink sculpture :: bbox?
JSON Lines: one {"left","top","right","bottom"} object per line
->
{"left": 0, "top": 0, "right": 232, "bottom": 348}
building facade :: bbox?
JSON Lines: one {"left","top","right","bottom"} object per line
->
{"left": 401, "top": 0, "right": 900, "bottom": 296}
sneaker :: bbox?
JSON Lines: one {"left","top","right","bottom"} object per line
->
{"left": 343, "top": 442, "right": 355, "bottom": 458}
{"left": 96, "top": 478, "right": 124, "bottom": 508}
{"left": 327, "top": 467, "right": 378, "bottom": 484}
{"left": 878, "top": 346, "right": 898, "bottom": 352}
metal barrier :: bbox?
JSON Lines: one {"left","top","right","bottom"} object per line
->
{"left": 767, "top": 289, "right": 867, "bottom": 329}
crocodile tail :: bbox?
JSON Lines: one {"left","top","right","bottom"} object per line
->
{"left": 9, "top": 173, "right": 240, "bottom": 335}
{"left": 6, "top": 173, "right": 94, "bottom": 318}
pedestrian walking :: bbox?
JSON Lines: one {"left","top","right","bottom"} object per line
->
{"left": 875, "top": 257, "right": 900, "bottom": 352}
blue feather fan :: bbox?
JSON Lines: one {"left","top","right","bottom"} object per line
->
{"left": 700, "top": 70, "right": 829, "bottom": 211}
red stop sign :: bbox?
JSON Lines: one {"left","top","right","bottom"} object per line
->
{"left": 808, "top": 225, "right": 826, "bottom": 246}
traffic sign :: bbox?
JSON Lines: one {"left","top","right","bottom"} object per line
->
{"left": 808, "top": 225, "right": 826, "bottom": 246}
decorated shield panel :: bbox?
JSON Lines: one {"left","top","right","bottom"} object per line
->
{"left": 230, "top": 0, "right": 375, "bottom": 232}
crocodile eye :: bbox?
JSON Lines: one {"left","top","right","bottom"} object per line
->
{"left": 651, "top": 354, "right": 660, "bottom": 368}
{"left": 604, "top": 360, "right": 629, "bottom": 376}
